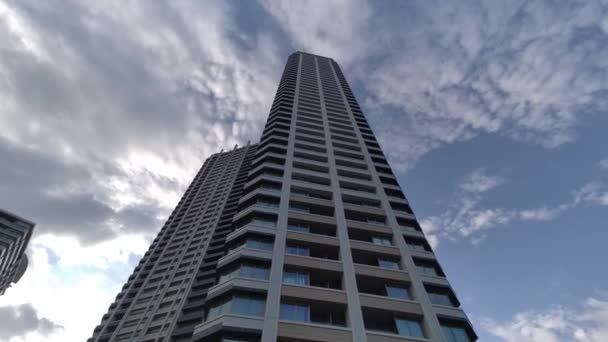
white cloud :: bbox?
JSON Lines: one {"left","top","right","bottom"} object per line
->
{"left": 598, "top": 159, "right": 608, "bottom": 170}
{"left": 367, "top": 0, "right": 608, "bottom": 170}
{"left": 1, "top": 234, "right": 148, "bottom": 341}
{"left": 420, "top": 169, "right": 514, "bottom": 244}
{"left": 573, "top": 183, "right": 608, "bottom": 207}
{"left": 421, "top": 167, "right": 608, "bottom": 246}
{"left": 519, "top": 206, "right": 566, "bottom": 221}
{"left": 417, "top": 216, "right": 441, "bottom": 249}
{"left": 0, "top": 0, "right": 283, "bottom": 243}
{"left": 482, "top": 295, "right": 608, "bottom": 342}
{"left": 258, "top": 0, "right": 372, "bottom": 67}
{"left": 460, "top": 168, "right": 504, "bottom": 193}
{"left": 262, "top": 0, "right": 608, "bottom": 170}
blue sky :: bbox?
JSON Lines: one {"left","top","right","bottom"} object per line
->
{"left": 0, "top": 0, "right": 607, "bottom": 341}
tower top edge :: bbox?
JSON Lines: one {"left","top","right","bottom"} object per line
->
{"left": 291, "top": 51, "right": 335, "bottom": 61}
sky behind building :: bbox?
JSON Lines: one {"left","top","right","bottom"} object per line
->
{"left": 0, "top": 0, "right": 607, "bottom": 341}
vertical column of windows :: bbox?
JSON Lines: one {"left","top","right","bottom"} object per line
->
{"left": 328, "top": 59, "right": 476, "bottom": 341}
{"left": 259, "top": 53, "right": 302, "bottom": 342}
{"left": 314, "top": 55, "right": 366, "bottom": 341}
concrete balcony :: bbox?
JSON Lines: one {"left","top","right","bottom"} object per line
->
{"left": 251, "top": 151, "right": 286, "bottom": 167}
{"left": 432, "top": 304, "right": 468, "bottom": 321}
{"left": 400, "top": 229, "right": 426, "bottom": 239}
{"left": 366, "top": 331, "right": 430, "bottom": 342}
{"left": 216, "top": 246, "right": 273, "bottom": 269}
{"left": 354, "top": 264, "right": 410, "bottom": 283}
{"left": 238, "top": 186, "right": 283, "bottom": 204}
{"left": 347, "top": 220, "right": 394, "bottom": 235}
{"left": 278, "top": 321, "right": 352, "bottom": 342}
{"left": 359, "top": 293, "right": 423, "bottom": 315}
{"left": 343, "top": 202, "right": 387, "bottom": 217}
{"left": 192, "top": 314, "right": 264, "bottom": 341}
{"left": 232, "top": 203, "right": 279, "bottom": 222}
{"left": 408, "top": 250, "right": 436, "bottom": 260}
{"left": 290, "top": 179, "right": 333, "bottom": 194}
{"left": 225, "top": 224, "right": 276, "bottom": 244}
{"left": 284, "top": 255, "right": 343, "bottom": 273}
{"left": 286, "top": 230, "right": 340, "bottom": 247}
{"left": 289, "top": 193, "right": 334, "bottom": 208}
{"left": 206, "top": 277, "right": 269, "bottom": 301}
{"left": 288, "top": 211, "right": 336, "bottom": 226}
{"left": 418, "top": 274, "right": 450, "bottom": 287}
{"left": 350, "top": 240, "right": 401, "bottom": 257}
{"left": 281, "top": 284, "right": 347, "bottom": 305}
{"left": 243, "top": 173, "right": 284, "bottom": 191}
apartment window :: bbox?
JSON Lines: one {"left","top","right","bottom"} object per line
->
{"left": 414, "top": 259, "right": 444, "bottom": 277}
{"left": 259, "top": 181, "right": 281, "bottom": 192}
{"left": 367, "top": 217, "right": 386, "bottom": 225}
{"left": 283, "top": 271, "right": 309, "bottom": 286}
{"left": 286, "top": 244, "right": 309, "bottom": 256}
{"left": 251, "top": 217, "right": 276, "bottom": 228}
{"left": 280, "top": 302, "right": 346, "bottom": 326}
{"left": 427, "top": 286, "right": 457, "bottom": 307}
{"left": 386, "top": 285, "right": 410, "bottom": 300}
{"left": 290, "top": 188, "right": 310, "bottom": 197}
{"left": 395, "top": 318, "right": 424, "bottom": 338}
{"left": 405, "top": 237, "right": 431, "bottom": 252}
{"left": 378, "top": 258, "right": 400, "bottom": 270}
{"left": 256, "top": 198, "right": 279, "bottom": 208}
{"left": 372, "top": 236, "right": 392, "bottom": 246}
{"left": 207, "top": 295, "right": 266, "bottom": 320}
{"left": 245, "top": 238, "right": 274, "bottom": 251}
{"left": 289, "top": 204, "right": 310, "bottom": 213}
{"left": 280, "top": 302, "right": 309, "bottom": 322}
{"left": 219, "top": 263, "right": 270, "bottom": 283}
{"left": 146, "top": 325, "right": 162, "bottom": 334}
{"left": 398, "top": 220, "right": 421, "bottom": 232}
{"left": 429, "top": 292, "right": 454, "bottom": 306}
{"left": 232, "top": 295, "right": 266, "bottom": 317}
{"left": 442, "top": 325, "right": 472, "bottom": 342}
{"left": 287, "top": 223, "right": 309, "bottom": 233}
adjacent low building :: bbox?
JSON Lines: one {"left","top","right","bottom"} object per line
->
{"left": 0, "top": 208, "right": 34, "bottom": 295}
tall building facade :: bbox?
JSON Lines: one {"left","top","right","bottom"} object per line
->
{"left": 0, "top": 208, "right": 34, "bottom": 295}
{"left": 90, "top": 52, "right": 476, "bottom": 342}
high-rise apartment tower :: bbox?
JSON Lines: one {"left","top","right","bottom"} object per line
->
{"left": 0, "top": 208, "right": 34, "bottom": 295}
{"left": 90, "top": 52, "right": 477, "bottom": 342}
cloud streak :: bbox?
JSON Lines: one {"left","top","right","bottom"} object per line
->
{"left": 420, "top": 167, "right": 608, "bottom": 246}
{"left": 365, "top": 0, "right": 608, "bottom": 170}
{"left": 262, "top": 0, "right": 608, "bottom": 170}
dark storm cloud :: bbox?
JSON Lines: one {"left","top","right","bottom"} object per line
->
{"left": 0, "top": 304, "right": 63, "bottom": 339}
{"left": 0, "top": 0, "right": 282, "bottom": 244}
{"left": 0, "top": 137, "right": 165, "bottom": 243}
